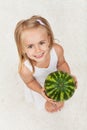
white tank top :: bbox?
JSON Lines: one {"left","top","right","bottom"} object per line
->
{"left": 23, "top": 47, "right": 58, "bottom": 110}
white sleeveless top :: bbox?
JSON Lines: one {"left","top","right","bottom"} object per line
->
{"left": 23, "top": 47, "right": 58, "bottom": 110}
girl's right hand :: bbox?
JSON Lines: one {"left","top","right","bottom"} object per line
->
{"left": 45, "top": 101, "right": 64, "bottom": 112}
{"left": 71, "top": 75, "right": 78, "bottom": 88}
{"left": 41, "top": 88, "right": 64, "bottom": 111}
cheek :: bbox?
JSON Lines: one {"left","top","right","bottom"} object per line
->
{"left": 26, "top": 49, "right": 34, "bottom": 57}
{"left": 42, "top": 43, "right": 50, "bottom": 50}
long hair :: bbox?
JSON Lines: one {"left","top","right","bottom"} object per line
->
{"left": 14, "top": 15, "right": 54, "bottom": 72}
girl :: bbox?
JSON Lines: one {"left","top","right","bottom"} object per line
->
{"left": 14, "top": 15, "right": 71, "bottom": 112}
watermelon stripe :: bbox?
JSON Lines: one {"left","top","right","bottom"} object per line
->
{"left": 60, "top": 92, "right": 64, "bottom": 101}
{"left": 46, "top": 88, "right": 58, "bottom": 97}
{"left": 45, "top": 80, "right": 56, "bottom": 85}
{"left": 45, "top": 85, "right": 56, "bottom": 91}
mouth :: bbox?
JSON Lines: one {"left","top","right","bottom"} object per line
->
{"left": 34, "top": 52, "right": 45, "bottom": 59}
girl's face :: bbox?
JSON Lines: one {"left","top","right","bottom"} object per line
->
{"left": 22, "top": 27, "right": 50, "bottom": 63}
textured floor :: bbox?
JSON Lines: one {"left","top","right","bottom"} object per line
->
{"left": 0, "top": 0, "right": 87, "bottom": 130}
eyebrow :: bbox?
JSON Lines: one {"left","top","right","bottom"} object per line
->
{"left": 26, "top": 43, "right": 34, "bottom": 47}
{"left": 28, "top": 40, "right": 46, "bottom": 45}
{"left": 24, "top": 39, "right": 47, "bottom": 48}
{"left": 39, "top": 40, "right": 46, "bottom": 42}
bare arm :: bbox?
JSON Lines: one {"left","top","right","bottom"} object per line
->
{"left": 19, "top": 64, "right": 42, "bottom": 94}
{"left": 19, "top": 64, "right": 52, "bottom": 101}
{"left": 54, "top": 43, "right": 71, "bottom": 74}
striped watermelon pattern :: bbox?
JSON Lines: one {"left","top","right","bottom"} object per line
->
{"left": 44, "top": 71, "right": 76, "bottom": 101}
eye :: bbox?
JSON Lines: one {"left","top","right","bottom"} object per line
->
{"left": 39, "top": 41, "right": 45, "bottom": 45}
{"left": 27, "top": 44, "right": 33, "bottom": 49}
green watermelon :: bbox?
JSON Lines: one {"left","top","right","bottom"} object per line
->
{"left": 44, "top": 71, "right": 76, "bottom": 101}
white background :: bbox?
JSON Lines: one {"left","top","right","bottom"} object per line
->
{"left": 0, "top": 0, "right": 87, "bottom": 130}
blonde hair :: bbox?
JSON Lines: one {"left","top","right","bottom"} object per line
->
{"left": 14, "top": 15, "right": 54, "bottom": 72}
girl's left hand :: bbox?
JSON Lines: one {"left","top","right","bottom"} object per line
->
{"left": 71, "top": 75, "right": 78, "bottom": 88}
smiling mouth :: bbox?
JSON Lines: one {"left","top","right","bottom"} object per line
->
{"left": 34, "top": 52, "right": 45, "bottom": 58}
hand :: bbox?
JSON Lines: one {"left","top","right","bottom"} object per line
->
{"left": 71, "top": 75, "right": 78, "bottom": 88}
{"left": 53, "top": 101, "right": 64, "bottom": 111}
{"left": 45, "top": 101, "right": 64, "bottom": 112}
{"left": 41, "top": 88, "right": 54, "bottom": 102}
{"left": 41, "top": 88, "right": 64, "bottom": 112}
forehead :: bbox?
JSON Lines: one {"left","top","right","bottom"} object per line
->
{"left": 21, "top": 27, "right": 48, "bottom": 44}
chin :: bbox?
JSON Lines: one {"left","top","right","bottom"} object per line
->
{"left": 35, "top": 58, "right": 44, "bottom": 62}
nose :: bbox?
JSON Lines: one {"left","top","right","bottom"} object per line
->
{"left": 35, "top": 45, "right": 41, "bottom": 52}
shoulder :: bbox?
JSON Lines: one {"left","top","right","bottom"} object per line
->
{"left": 53, "top": 43, "right": 64, "bottom": 57}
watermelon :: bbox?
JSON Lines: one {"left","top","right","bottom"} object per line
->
{"left": 44, "top": 71, "right": 76, "bottom": 101}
